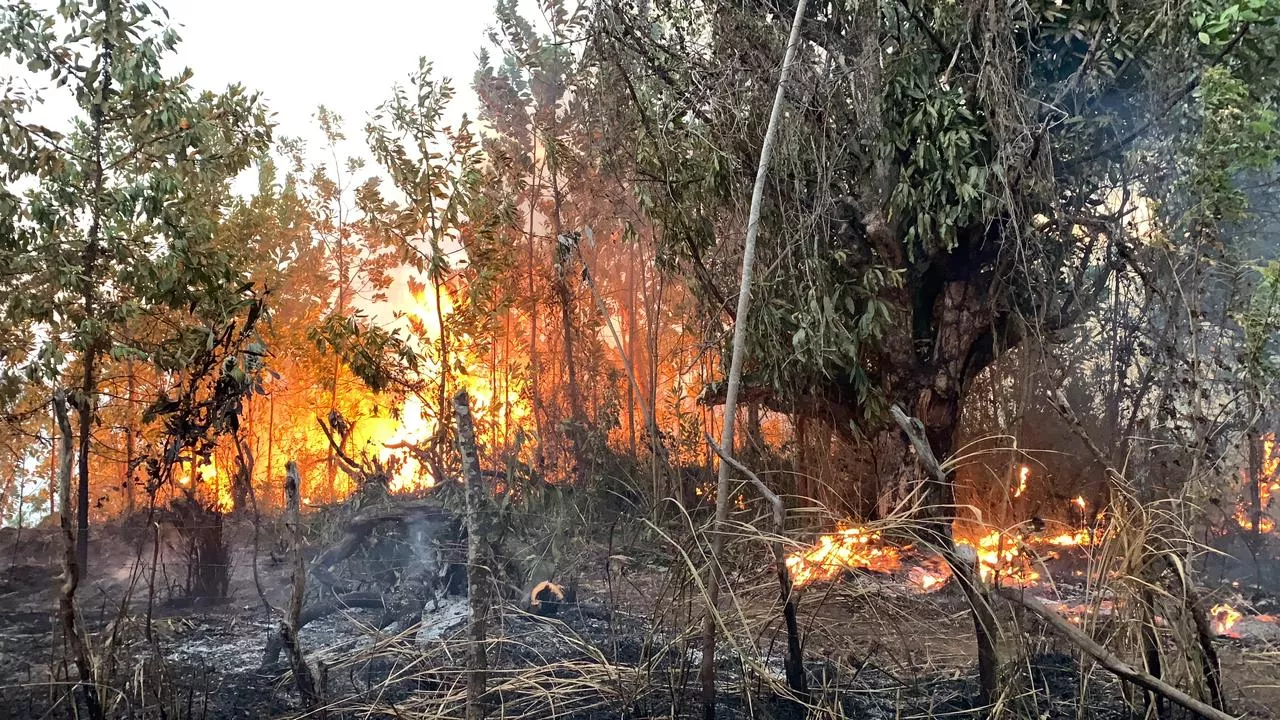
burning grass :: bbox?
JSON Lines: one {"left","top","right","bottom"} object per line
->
{"left": 784, "top": 520, "right": 1102, "bottom": 593}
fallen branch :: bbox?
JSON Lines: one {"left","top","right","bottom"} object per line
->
{"left": 262, "top": 499, "right": 454, "bottom": 665}
{"left": 261, "top": 591, "right": 392, "bottom": 667}
{"left": 308, "top": 500, "right": 452, "bottom": 592}
{"left": 705, "top": 434, "right": 806, "bottom": 701}
{"left": 998, "top": 588, "right": 1237, "bottom": 720}
{"left": 1047, "top": 391, "right": 1227, "bottom": 711}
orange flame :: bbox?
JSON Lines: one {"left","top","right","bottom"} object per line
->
{"left": 785, "top": 526, "right": 902, "bottom": 587}
{"left": 786, "top": 515, "right": 1107, "bottom": 591}
{"left": 1013, "top": 465, "right": 1030, "bottom": 498}
{"left": 1235, "top": 433, "right": 1279, "bottom": 533}
{"left": 1210, "top": 603, "right": 1243, "bottom": 636}
{"left": 908, "top": 560, "right": 952, "bottom": 593}
{"left": 957, "top": 530, "right": 1041, "bottom": 586}
{"left": 1048, "top": 529, "right": 1094, "bottom": 546}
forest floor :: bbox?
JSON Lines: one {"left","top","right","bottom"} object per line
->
{"left": 0, "top": 519, "right": 1275, "bottom": 719}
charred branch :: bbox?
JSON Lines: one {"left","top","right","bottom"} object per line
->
{"left": 890, "top": 404, "right": 1003, "bottom": 706}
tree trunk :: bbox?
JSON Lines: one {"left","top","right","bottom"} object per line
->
{"left": 282, "top": 461, "right": 319, "bottom": 705}
{"left": 123, "top": 362, "right": 136, "bottom": 515}
{"left": 76, "top": 0, "right": 115, "bottom": 572}
{"left": 54, "top": 392, "right": 102, "bottom": 720}
{"left": 455, "top": 392, "right": 490, "bottom": 720}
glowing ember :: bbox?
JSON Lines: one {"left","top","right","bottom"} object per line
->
{"left": 1014, "top": 465, "right": 1030, "bottom": 498}
{"left": 785, "top": 526, "right": 902, "bottom": 587}
{"left": 1210, "top": 603, "right": 1243, "bottom": 636}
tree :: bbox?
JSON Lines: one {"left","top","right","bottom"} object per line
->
{"left": 0, "top": 0, "right": 270, "bottom": 566}
{"left": 576, "top": 0, "right": 1280, "bottom": 708}
{"left": 584, "top": 0, "right": 1280, "bottom": 515}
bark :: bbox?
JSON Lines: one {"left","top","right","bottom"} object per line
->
{"left": 281, "top": 462, "right": 319, "bottom": 705}
{"left": 701, "top": 2, "right": 808, "bottom": 717}
{"left": 54, "top": 392, "right": 102, "bottom": 720}
{"left": 455, "top": 392, "right": 490, "bottom": 720}
{"left": 707, "top": 438, "right": 806, "bottom": 701}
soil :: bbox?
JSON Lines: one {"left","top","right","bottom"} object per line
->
{"left": 0, "top": 520, "right": 1275, "bottom": 719}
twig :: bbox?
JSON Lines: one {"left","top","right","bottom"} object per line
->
{"left": 704, "top": 434, "right": 807, "bottom": 701}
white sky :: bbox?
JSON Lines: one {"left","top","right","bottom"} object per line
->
{"left": 6, "top": 0, "right": 502, "bottom": 168}
{"left": 160, "top": 0, "right": 493, "bottom": 147}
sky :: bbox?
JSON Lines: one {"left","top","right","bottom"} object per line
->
{"left": 159, "top": 0, "right": 494, "bottom": 145}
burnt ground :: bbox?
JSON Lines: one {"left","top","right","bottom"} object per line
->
{"left": 0, "top": 520, "right": 1275, "bottom": 719}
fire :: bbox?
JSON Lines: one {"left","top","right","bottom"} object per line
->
{"left": 1210, "top": 603, "right": 1243, "bottom": 636}
{"left": 1047, "top": 528, "right": 1094, "bottom": 546}
{"left": 1014, "top": 465, "right": 1029, "bottom": 498}
{"left": 785, "top": 526, "right": 902, "bottom": 587}
{"left": 1234, "top": 432, "right": 1279, "bottom": 533}
{"left": 1072, "top": 496, "right": 1086, "bottom": 511}
{"left": 362, "top": 278, "right": 534, "bottom": 493}
{"left": 786, "top": 509, "right": 1106, "bottom": 591}
{"left": 173, "top": 456, "right": 235, "bottom": 513}
{"left": 957, "top": 530, "right": 1040, "bottom": 586}
{"left": 908, "top": 559, "right": 952, "bottom": 592}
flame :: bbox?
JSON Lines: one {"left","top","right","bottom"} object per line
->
{"left": 172, "top": 457, "right": 234, "bottom": 512}
{"left": 957, "top": 530, "right": 1041, "bottom": 586}
{"left": 359, "top": 278, "right": 534, "bottom": 493}
{"left": 1072, "top": 496, "right": 1086, "bottom": 511}
{"left": 1235, "top": 433, "right": 1279, "bottom": 533}
{"left": 785, "top": 526, "right": 902, "bottom": 587}
{"left": 1048, "top": 529, "right": 1094, "bottom": 546}
{"left": 1014, "top": 465, "right": 1030, "bottom": 498}
{"left": 908, "top": 559, "right": 952, "bottom": 592}
{"left": 786, "top": 513, "right": 1108, "bottom": 591}
{"left": 1210, "top": 603, "right": 1243, "bottom": 636}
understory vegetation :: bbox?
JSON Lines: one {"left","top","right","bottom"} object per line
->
{"left": 2, "top": 0, "right": 1280, "bottom": 718}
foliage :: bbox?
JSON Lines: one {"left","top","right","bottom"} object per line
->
{"left": 0, "top": 0, "right": 271, "bottom": 519}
